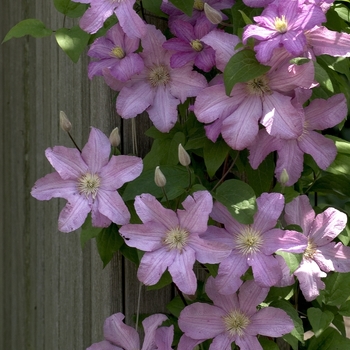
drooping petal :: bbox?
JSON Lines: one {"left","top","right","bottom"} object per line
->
{"left": 250, "top": 253, "right": 282, "bottom": 287}
{"left": 141, "top": 314, "right": 168, "bottom": 350}
{"left": 81, "top": 127, "right": 111, "bottom": 173}
{"left": 103, "top": 313, "right": 140, "bottom": 349}
{"left": 154, "top": 326, "right": 174, "bottom": 350}
{"left": 99, "top": 155, "right": 143, "bottom": 190}
{"left": 177, "top": 334, "right": 205, "bottom": 350}
{"left": 274, "top": 255, "right": 295, "bottom": 287}
{"left": 31, "top": 172, "right": 77, "bottom": 200}
{"left": 316, "top": 243, "right": 350, "bottom": 273}
{"left": 87, "top": 340, "right": 121, "bottom": 350}
{"left": 281, "top": 31, "right": 306, "bottom": 56}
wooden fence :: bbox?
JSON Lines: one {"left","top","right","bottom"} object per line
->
{"left": 1, "top": 1, "right": 172, "bottom": 349}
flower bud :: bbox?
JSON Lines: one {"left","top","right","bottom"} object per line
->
{"left": 109, "top": 127, "right": 121, "bottom": 147}
{"left": 154, "top": 166, "right": 166, "bottom": 187}
{"left": 279, "top": 168, "right": 289, "bottom": 186}
{"left": 204, "top": 3, "right": 223, "bottom": 25}
{"left": 59, "top": 111, "right": 72, "bottom": 132}
{"left": 178, "top": 144, "right": 191, "bottom": 166}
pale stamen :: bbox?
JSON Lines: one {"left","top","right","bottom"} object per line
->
{"left": 163, "top": 226, "right": 189, "bottom": 251}
{"left": 274, "top": 15, "right": 288, "bottom": 33}
{"left": 193, "top": 0, "right": 204, "bottom": 11}
{"left": 235, "top": 227, "right": 263, "bottom": 255}
{"left": 78, "top": 173, "right": 100, "bottom": 200}
{"left": 223, "top": 310, "right": 250, "bottom": 337}
{"left": 111, "top": 46, "right": 125, "bottom": 59}
{"left": 304, "top": 239, "right": 317, "bottom": 260}
{"left": 246, "top": 75, "right": 272, "bottom": 97}
{"left": 190, "top": 39, "right": 203, "bottom": 52}
{"left": 148, "top": 65, "right": 171, "bottom": 87}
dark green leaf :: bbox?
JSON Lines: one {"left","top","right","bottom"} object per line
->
{"left": 80, "top": 214, "right": 102, "bottom": 249}
{"left": 53, "top": 0, "right": 88, "bottom": 18}
{"left": 146, "top": 271, "right": 172, "bottom": 290}
{"left": 339, "top": 300, "right": 350, "bottom": 316}
{"left": 310, "top": 174, "right": 350, "bottom": 198}
{"left": 308, "top": 327, "right": 350, "bottom": 350}
{"left": 322, "top": 272, "right": 350, "bottom": 306}
{"left": 223, "top": 50, "right": 270, "bottom": 95}
{"left": 203, "top": 139, "right": 229, "bottom": 178}
{"left": 215, "top": 179, "right": 256, "bottom": 224}
{"left": 314, "top": 61, "right": 334, "bottom": 93}
{"left": 55, "top": 26, "right": 90, "bottom": 62}
{"left": 119, "top": 244, "right": 141, "bottom": 265}
{"left": 169, "top": 0, "right": 193, "bottom": 16}
{"left": 3, "top": 19, "right": 52, "bottom": 43}
{"left": 259, "top": 337, "right": 279, "bottom": 350}
{"left": 166, "top": 295, "right": 186, "bottom": 317}
{"left": 307, "top": 308, "right": 334, "bottom": 337}
{"left": 96, "top": 224, "right": 124, "bottom": 268}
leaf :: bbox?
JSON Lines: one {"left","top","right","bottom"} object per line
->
{"left": 96, "top": 224, "right": 124, "bottom": 268}
{"left": 119, "top": 243, "right": 141, "bottom": 266}
{"left": 259, "top": 337, "right": 279, "bottom": 350}
{"left": 142, "top": 0, "right": 166, "bottom": 17}
{"left": 53, "top": 0, "right": 88, "bottom": 18}
{"left": 308, "top": 327, "right": 350, "bottom": 350}
{"left": 2, "top": 19, "right": 52, "bottom": 43}
{"left": 314, "top": 61, "right": 334, "bottom": 93}
{"left": 223, "top": 50, "right": 270, "bottom": 95}
{"left": 307, "top": 308, "right": 334, "bottom": 337}
{"left": 55, "top": 26, "right": 90, "bottom": 63}
{"left": 276, "top": 251, "right": 303, "bottom": 274}
{"left": 215, "top": 179, "right": 256, "bottom": 224}
{"left": 146, "top": 271, "right": 172, "bottom": 290}
{"left": 203, "top": 138, "right": 229, "bottom": 178}
{"left": 80, "top": 214, "right": 102, "bottom": 249}
{"left": 323, "top": 272, "right": 350, "bottom": 306}
{"left": 310, "top": 174, "right": 350, "bottom": 198}
{"left": 166, "top": 295, "right": 186, "bottom": 317}
{"left": 169, "top": 0, "right": 193, "bottom": 17}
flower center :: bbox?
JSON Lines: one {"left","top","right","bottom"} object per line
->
{"left": 163, "top": 226, "right": 189, "bottom": 251}
{"left": 193, "top": 0, "right": 204, "bottom": 10}
{"left": 304, "top": 239, "right": 317, "bottom": 260}
{"left": 78, "top": 173, "right": 100, "bottom": 200}
{"left": 223, "top": 310, "right": 250, "bottom": 337}
{"left": 148, "top": 65, "right": 171, "bottom": 87}
{"left": 111, "top": 46, "right": 125, "bottom": 59}
{"left": 274, "top": 15, "right": 288, "bottom": 33}
{"left": 235, "top": 227, "right": 263, "bottom": 255}
{"left": 246, "top": 75, "right": 272, "bottom": 97}
{"left": 190, "top": 39, "right": 203, "bottom": 52}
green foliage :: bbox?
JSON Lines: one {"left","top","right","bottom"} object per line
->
{"left": 307, "top": 327, "right": 350, "bottom": 349}
{"left": 142, "top": 0, "right": 166, "bottom": 17}
{"left": 223, "top": 50, "right": 270, "bottom": 95}
{"left": 259, "top": 337, "right": 279, "bottom": 350}
{"left": 166, "top": 295, "right": 186, "bottom": 317}
{"left": 276, "top": 252, "right": 303, "bottom": 274}
{"left": 146, "top": 271, "right": 173, "bottom": 290}
{"left": 2, "top": 19, "right": 52, "bottom": 43}
{"left": 53, "top": 0, "right": 88, "bottom": 18}
{"left": 307, "top": 308, "right": 334, "bottom": 337}
{"left": 321, "top": 272, "right": 350, "bottom": 306}
{"left": 55, "top": 26, "right": 90, "bottom": 62}
{"left": 203, "top": 138, "right": 230, "bottom": 178}
{"left": 169, "top": 0, "right": 193, "bottom": 17}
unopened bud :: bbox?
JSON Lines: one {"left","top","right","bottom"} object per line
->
{"left": 60, "top": 111, "right": 72, "bottom": 132}
{"left": 204, "top": 3, "right": 223, "bottom": 25}
{"left": 154, "top": 166, "right": 166, "bottom": 187}
{"left": 178, "top": 144, "right": 191, "bottom": 166}
{"left": 109, "top": 127, "right": 121, "bottom": 147}
{"left": 280, "top": 168, "right": 289, "bottom": 185}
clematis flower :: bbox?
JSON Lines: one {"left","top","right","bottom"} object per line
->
{"left": 248, "top": 93, "right": 347, "bottom": 186}
{"left": 243, "top": 0, "right": 326, "bottom": 63}
{"left": 119, "top": 191, "right": 231, "bottom": 295}
{"left": 178, "top": 277, "right": 294, "bottom": 350}
{"left": 116, "top": 24, "right": 207, "bottom": 133}
{"left": 87, "top": 23, "right": 144, "bottom": 81}
{"left": 72, "top": 0, "right": 146, "bottom": 38}
{"left": 87, "top": 312, "right": 173, "bottom": 350}
{"left": 201, "top": 193, "right": 307, "bottom": 294}
{"left": 284, "top": 195, "right": 350, "bottom": 301}
{"left": 31, "top": 127, "right": 143, "bottom": 232}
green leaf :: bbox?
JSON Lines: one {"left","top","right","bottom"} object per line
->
{"left": 3, "top": 19, "right": 52, "bottom": 43}
{"left": 307, "top": 308, "right": 334, "bottom": 337}
{"left": 142, "top": 0, "right": 166, "bottom": 17}
{"left": 223, "top": 50, "right": 270, "bottom": 95}
{"left": 169, "top": 0, "right": 193, "bottom": 16}
{"left": 80, "top": 214, "right": 102, "bottom": 249}
{"left": 238, "top": 10, "right": 253, "bottom": 25}
{"left": 339, "top": 300, "right": 350, "bottom": 317}
{"left": 146, "top": 271, "right": 172, "bottom": 290}
{"left": 308, "top": 327, "right": 350, "bottom": 350}
{"left": 203, "top": 138, "right": 229, "bottom": 178}
{"left": 322, "top": 272, "right": 350, "bottom": 306}
{"left": 119, "top": 244, "right": 140, "bottom": 265}
{"left": 166, "top": 295, "right": 186, "bottom": 317}
{"left": 96, "top": 224, "right": 124, "bottom": 268}
{"left": 259, "top": 337, "right": 279, "bottom": 350}
{"left": 215, "top": 179, "right": 256, "bottom": 224}
{"left": 310, "top": 174, "right": 350, "bottom": 198}
{"left": 53, "top": 0, "right": 88, "bottom": 18}
{"left": 275, "top": 251, "right": 303, "bottom": 274}
{"left": 289, "top": 57, "right": 311, "bottom": 65}
{"left": 55, "top": 26, "right": 90, "bottom": 62}
{"left": 314, "top": 61, "right": 334, "bottom": 93}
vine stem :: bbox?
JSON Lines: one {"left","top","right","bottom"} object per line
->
{"left": 131, "top": 118, "right": 138, "bottom": 155}
{"left": 67, "top": 131, "right": 82, "bottom": 153}
{"left": 135, "top": 282, "right": 143, "bottom": 333}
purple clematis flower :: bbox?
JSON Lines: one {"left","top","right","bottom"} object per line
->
{"left": 87, "top": 23, "right": 144, "bottom": 81}
{"left": 248, "top": 93, "right": 347, "bottom": 186}
{"left": 178, "top": 277, "right": 294, "bottom": 350}
{"left": 87, "top": 312, "right": 173, "bottom": 350}
{"left": 202, "top": 193, "right": 307, "bottom": 294}
{"left": 116, "top": 24, "right": 207, "bottom": 133}
{"left": 284, "top": 195, "right": 350, "bottom": 301}
{"left": 119, "top": 191, "right": 231, "bottom": 295}
{"left": 72, "top": 0, "right": 146, "bottom": 38}
{"left": 243, "top": 0, "right": 326, "bottom": 63}
{"left": 163, "top": 18, "right": 216, "bottom": 72}
{"left": 31, "top": 127, "right": 143, "bottom": 232}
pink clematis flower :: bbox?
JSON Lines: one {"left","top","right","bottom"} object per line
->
{"left": 201, "top": 193, "right": 307, "bottom": 294}
{"left": 116, "top": 24, "right": 208, "bottom": 133}
{"left": 87, "top": 312, "right": 173, "bottom": 350}
{"left": 87, "top": 23, "right": 144, "bottom": 81}
{"left": 284, "top": 195, "right": 350, "bottom": 301}
{"left": 243, "top": 0, "right": 326, "bottom": 63}
{"left": 248, "top": 93, "right": 347, "bottom": 186}
{"left": 31, "top": 127, "right": 143, "bottom": 232}
{"left": 72, "top": 0, "right": 146, "bottom": 38}
{"left": 119, "top": 191, "right": 231, "bottom": 295}
{"left": 178, "top": 277, "right": 294, "bottom": 350}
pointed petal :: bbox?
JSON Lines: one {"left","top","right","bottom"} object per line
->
{"left": 98, "top": 190, "right": 130, "bottom": 225}
{"left": 238, "top": 280, "right": 269, "bottom": 315}
{"left": 141, "top": 314, "right": 168, "bottom": 350}
{"left": 87, "top": 340, "right": 121, "bottom": 350}
{"left": 177, "top": 335, "right": 205, "bottom": 350}
{"left": 154, "top": 325, "right": 174, "bottom": 350}
{"left": 250, "top": 253, "right": 282, "bottom": 287}
{"left": 316, "top": 243, "right": 350, "bottom": 273}
{"left": 91, "top": 201, "right": 112, "bottom": 227}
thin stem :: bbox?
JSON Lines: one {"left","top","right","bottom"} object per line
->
{"left": 131, "top": 118, "right": 138, "bottom": 155}
{"left": 212, "top": 152, "right": 240, "bottom": 192}
{"left": 173, "top": 283, "right": 188, "bottom": 307}
{"left": 67, "top": 131, "right": 82, "bottom": 153}
{"left": 161, "top": 186, "right": 170, "bottom": 208}
{"left": 135, "top": 282, "right": 143, "bottom": 333}
{"left": 186, "top": 165, "right": 192, "bottom": 189}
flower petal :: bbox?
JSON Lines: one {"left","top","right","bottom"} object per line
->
{"left": 98, "top": 190, "right": 130, "bottom": 225}
{"left": 250, "top": 253, "right": 282, "bottom": 287}
{"left": 238, "top": 280, "right": 269, "bottom": 316}
{"left": 142, "top": 314, "right": 168, "bottom": 350}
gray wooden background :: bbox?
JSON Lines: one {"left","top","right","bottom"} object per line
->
{"left": 1, "top": 1, "right": 172, "bottom": 349}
